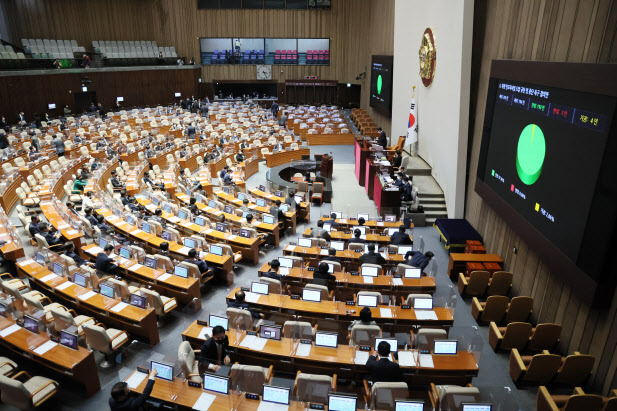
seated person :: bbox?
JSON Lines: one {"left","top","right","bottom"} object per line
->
{"left": 404, "top": 250, "right": 434, "bottom": 270}
{"left": 235, "top": 149, "right": 245, "bottom": 162}
{"left": 39, "top": 222, "right": 62, "bottom": 246}
{"left": 348, "top": 229, "right": 366, "bottom": 244}
{"left": 84, "top": 207, "right": 98, "bottom": 227}
{"left": 365, "top": 341, "right": 405, "bottom": 383}
{"left": 96, "top": 244, "right": 118, "bottom": 274}
{"left": 150, "top": 208, "right": 166, "bottom": 227}
{"left": 28, "top": 145, "right": 40, "bottom": 161}
{"left": 222, "top": 172, "right": 233, "bottom": 185}
{"left": 284, "top": 192, "right": 297, "bottom": 209}
{"left": 392, "top": 150, "right": 403, "bottom": 171}
{"left": 309, "top": 220, "right": 331, "bottom": 242}
{"left": 261, "top": 259, "right": 282, "bottom": 281}
{"left": 82, "top": 191, "right": 94, "bottom": 209}
{"left": 96, "top": 215, "right": 112, "bottom": 234}
{"left": 28, "top": 215, "right": 41, "bottom": 238}
{"left": 121, "top": 191, "right": 130, "bottom": 206}
{"left": 314, "top": 261, "right": 336, "bottom": 282}
{"left": 322, "top": 248, "right": 340, "bottom": 264}
{"left": 269, "top": 200, "right": 285, "bottom": 222}
{"left": 357, "top": 217, "right": 366, "bottom": 226}
{"left": 219, "top": 166, "right": 229, "bottom": 180}
{"left": 66, "top": 201, "right": 77, "bottom": 215}
{"left": 127, "top": 197, "right": 139, "bottom": 212}
{"left": 109, "top": 369, "right": 158, "bottom": 411}
{"left": 63, "top": 241, "right": 91, "bottom": 267}
{"left": 227, "top": 290, "right": 263, "bottom": 319}
{"left": 390, "top": 225, "right": 412, "bottom": 245}
{"left": 110, "top": 170, "right": 124, "bottom": 189}
{"left": 240, "top": 199, "right": 250, "bottom": 212}
{"left": 198, "top": 325, "right": 231, "bottom": 373}
{"left": 359, "top": 243, "right": 386, "bottom": 265}
{"left": 325, "top": 213, "right": 338, "bottom": 228}
{"left": 348, "top": 306, "right": 377, "bottom": 330}
{"left": 188, "top": 197, "right": 201, "bottom": 216}
{"left": 185, "top": 248, "right": 213, "bottom": 277}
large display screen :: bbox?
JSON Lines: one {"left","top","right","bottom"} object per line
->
{"left": 370, "top": 55, "right": 393, "bottom": 115}
{"left": 482, "top": 79, "right": 615, "bottom": 261}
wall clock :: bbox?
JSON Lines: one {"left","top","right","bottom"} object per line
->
{"left": 256, "top": 65, "right": 272, "bottom": 80}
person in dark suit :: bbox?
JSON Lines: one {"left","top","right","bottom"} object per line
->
{"left": 227, "top": 290, "right": 263, "bottom": 319}
{"left": 39, "top": 223, "right": 62, "bottom": 247}
{"left": 188, "top": 197, "right": 201, "bottom": 216}
{"left": 324, "top": 213, "right": 339, "bottom": 229}
{"left": 0, "top": 132, "right": 8, "bottom": 151}
{"left": 392, "top": 150, "right": 403, "bottom": 171}
{"left": 261, "top": 259, "right": 282, "bottom": 281}
{"left": 400, "top": 176, "right": 413, "bottom": 201}
{"left": 222, "top": 172, "right": 233, "bottom": 185}
{"left": 63, "top": 242, "right": 91, "bottom": 267}
{"left": 359, "top": 243, "right": 386, "bottom": 265}
{"left": 17, "top": 112, "right": 26, "bottom": 126}
{"left": 28, "top": 215, "right": 41, "bottom": 238}
{"left": 110, "top": 369, "right": 158, "bottom": 411}
{"left": 271, "top": 102, "right": 279, "bottom": 118}
{"left": 405, "top": 250, "right": 434, "bottom": 270}
{"left": 269, "top": 200, "right": 285, "bottom": 222}
{"left": 393, "top": 173, "right": 404, "bottom": 188}
{"left": 310, "top": 220, "right": 331, "bottom": 242}
{"left": 348, "top": 229, "right": 366, "bottom": 244}
{"left": 198, "top": 325, "right": 230, "bottom": 372}
{"left": 186, "top": 123, "right": 196, "bottom": 140}
{"left": 322, "top": 248, "right": 341, "bottom": 264}
{"left": 314, "top": 262, "right": 336, "bottom": 282}
{"left": 84, "top": 207, "right": 99, "bottom": 228}
{"left": 200, "top": 103, "right": 209, "bottom": 118}
{"left": 284, "top": 192, "right": 297, "bottom": 209}
{"left": 110, "top": 170, "right": 123, "bottom": 189}
{"left": 377, "top": 127, "right": 388, "bottom": 149}
{"left": 235, "top": 149, "right": 245, "bottom": 163}
{"left": 365, "top": 340, "right": 405, "bottom": 383}
{"left": 186, "top": 249, "right": 213, "bottom": 277}
{"left": 96, "top": 245, "right": 118, "bottom": 274}
{"left": 390, "top": 225, "right": 412, "bottom": 245}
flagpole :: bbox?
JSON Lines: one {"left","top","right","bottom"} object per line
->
{"left": 403, "top": 86, "right": 417, "bottom": 157}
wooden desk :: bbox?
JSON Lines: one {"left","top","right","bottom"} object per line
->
{"left": 265, "top": 148, "right": 310, "bottom": 168}
{"left": 182, "top": 324, "right": 478, "bottom": 386}
{"left": 94, "top": 208, "right": 234, "bottom": 277}
{"left": 39, "top": 201, "right": 85, "bottom": 253}
{"left": 0, "top": 315, "right": 100, "bottom": 396}
{"left": 447, "top": 253, "right": 504, "bottom": 281}
{"left": 238, "top": 156, "right": 259, "bottom": 179}
{"left": 301, "top": 228, "right": 393, "bottom": 246}
{"left": 374, "top": 174, "right": 401, "bottom": 217}
{"left": 16, "top": 258, "right": 160, "bottom": 345}
{"left": 355, "top": 137, "right": 371, "bottom": 186}
{"left": 126, "top": 368, "right": 310, "bottom": 411}
{"left": 225, "top": 287, "right": 453, "bottom": 335}
{"left": 82, "top": 243, "right": 200, "bottom": 307}
{"left": 248, "top": 187, "right": 310, "bottom": 223}
{"left": 317, "top": 216, "right": 407, "bottom": 230}
{"left": 256, "top": 264, "right": 436, "bottom": 296}
{"left": 283, "top": 243, "right": 405, "bottom": 271}
{"left": 305, "top": 132, "right": 355, "bottom": 145}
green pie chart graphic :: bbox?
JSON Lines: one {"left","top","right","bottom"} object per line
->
{"left": 377, "top": 74, "right": 383, "bottom": 95}
{"left": 516, "top": 124, "right": 546, "bottom": 185}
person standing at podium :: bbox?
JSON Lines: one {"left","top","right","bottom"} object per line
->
{"left": 377, "top": 127, "right": 388, "bottom": 149}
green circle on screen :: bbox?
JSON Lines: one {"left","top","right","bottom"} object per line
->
{"left": 516, "top": 124, "right": 546, "bottom": 185}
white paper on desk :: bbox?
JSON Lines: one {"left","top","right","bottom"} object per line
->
{"left": 168, "top": 216, "right": 180, "bottom": 223}
{"left": 239, "top": 335, "right": 256, "bottom": 349}
{"left": 203, "top": 228, "right": 213, "bottom": 235}
{"left": 33, "top": 340, "right": 57, "bottom": 355}
{"left": 380, "top": 253, "right": 388, "bottom": 259}
{"left": 355, "top": 350, "right": 370, "bottom": 364}
{"left": 78, "top": 290, "right": 97, "bottom": 301}
{"left": 17, "top": 259, "right": 35, "bottom": 267}
{"left": 339, "top": 219, "right": 347, "bottom": 224}
{"left": 397, "top": 351, "right": 417, "bottom": 367}
{"left": 176, "top": 246, "right": 190, "bottom": 254}
{"left": 392, "top": 278, "right": 403, "bottom": 286}
{"left": 279, "top": 267, "right": 289, "bottom": 276}
{"left": 145, "top": 204, "right": 156, "bottom": 212}
{"left": 227, "top": 234, "right": 238, "bottom": 241}
{"left": 193, "top": 392, "right": 217, "bottom": 411}
{"left": 419, "top": 354, "right": 434, "bottom": 368}
{"left": 363, "top": 277, "right": 374, "bottom": 284}
{"left": 257, "top": 400, "right": 288, "bottom": 411}
{"left": 126, "top": 371, "right": 148, "bottom": 389}
{"left": 106, "top": 216, "right": 120, "bottom": 222}
{"left": 379, "top": 308, "right": 393, "bottom": 318}
{"left": 157, "top": 273, "right": 172, "bottom": 282}
{"left": 415, "top": 311, "right": 438, "bottom": 321}
{"left": 58, "top": 224, "right": 70, "bottom": 230}
{"left": 109, "top": 253, "right": 117, "bottom": 259}
{"left": 110, "top": 302, "right": 129, "bottom": 313}
{"left": 251, "top": 220, "right": 260, "bottom": 226}
{"left": 244, "top": 292, "right": 260, "bottom": 303}
{"left": 66, "top": 229, "right": 79, "bottom": 236}
{"left": 130, "top": 229, "right": 142, "bottom": 236}
{"left": 131, "top": 263, "right": 144, "bottom": 270}
{"left": 88, "top": 246, "right": 103, "bottom": 255}
{"left": 286, "top": 245, "right": 296, "bottom": 251}
{"left": 295, "top": 344, "right": 312, "bottom": 357}
{"left": 377, "top": 222, "right": 385, "bottom": 226}
{"left": 56, "top": 281, "right": 74, "bottom": 291}
{"left": 251, "top": 337, "right": 267, "bottom": 351}
{"left": 199, "top": 326, "right": 212, "bottom": 340}
{"left": 40, "top": 273, "right": 59, "bottom": 283}
{"left": 320, "top": 249, "right": 328, "bottom": 255}
{"left": 0, "top": 324, "right": 21, "bottom": 337}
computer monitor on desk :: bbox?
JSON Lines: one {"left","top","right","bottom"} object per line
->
{"left": 174, "top": 265, "right": 189, "bottom": 279}
{"left": 223, "top": 205, "right": 233, "bottom": 214}
{"left": 398, "top": 245, "right": 413, "bottom": 255}
{"left": 356, "top": 226, "right": 367, "bottom": 235}
{"left": 99, "top": 238, "right": 109, "bottom": 249}
{"left": 178, "top": 210, "right": 188, "bottom": 220}
{"left": 130, "top": 294, "right": 147, "bottom": 309}
{"left": 194, "top": 217, "right": 205, "bottom": 226}
{"left": 150, "top": 361, "right": 174, "bottom": 381}
{"left": 202, "top": 373, "right": 229, "bottom": 394}
{"left": 256, "top": 199, "right": 266, "bottom": 207}
{"left": 23, "top": 315, "right": 40, "bottom": 334}
{"left": 302, "top": 288, "right": 321, "bottom": 302}
{"left": 144, "top": 256, "right": 157, "bottom": 269}
{"left": 100, "top": 283, "right": 115, "bottom": 299}
{"left": 385, "top": 214, "right": 397, "bottom": 223}
{"left": 73, "top": 273, "right": 87, "bottom": 287}
{"left": 259, "top": 324, "right": 281, "bottom": 341}
{"left": 361, "top": 266, "right": 379, "bottom": 277}
{"left": 251, "top": 281, "right": 269, "bottom": 295}
{"left": 237, "top": 193, "right": 245, "bottom": 201}
{"left": 209, "top": 314, "right": 228, "bottom": 330}
{"left": 404, "top": 268, "right": 421, "bottom": 279}
{"left": 357, "top": 213, "right": 369, "bottom": 221}
{"left": 434, "top": 340, "right": 458, "bottom": 355}
{"left": 395, "top": 400, "right": 424, "bottom": 411}
{"left": 375, "top": 337, "right": 398, "bottom": 353}
{"left": 119, "top": 247, "right": 131, "bottom": 259}
{"left": 262, "top": 385, "right": 290, "bottom": 406}
{"left": 184, "top": 238, "right": 196, "bottom": 249}
{"left": 315, "top": 331, "right": 338, "bottom": 348}
{"left": 60, "top": 330, "right": 79, "bottom": 350}
{"left": 208, "top": 200, "right": 216, "bottom": 208}
{"left": 298, "top": 238, "right": 312, "bottom": 248}
{"left": 331, "top": 211, "right": 342, "bottom": 219}
{"left": 278, "top": 257, "right": 293, "bottom": 268}
{"left": 357, "top": 294, "right": 378, "bottom": 307}
{"left": 141, "top": 222, "right": 151, "bottom": 234}
{"left": 161, "top": 231, "right": 172, "bottom": 241}
{"left": 328, "top": 394, "right": 357, "bottom": 411}
{"left": 414, "top": 297, "right": 433, "bottom": 310}
{"left": 209, "top": 245, "right": 223, "bottom": 256}
{"left": 215, "top": 222, "right": 227, "bottom": 232}
{"left": 387, "top": 227, "right": 398, "bottom": 236}
{"left": 462, "top": 405, "right": 492, "bottom": 411}
{"left": 262, "top": 214, "right": 274, "bottom": 225}
{"left": 323, "top": 223, "right": 332, "bottom": 232}
{"left": 52, "top": 262, "right": 65, "bottom": 276}
{"left": 330, "top": 240, "right": 345, "bottom": 251}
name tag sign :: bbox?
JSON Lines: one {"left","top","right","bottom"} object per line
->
{"left": 246, "top": 331, "right": 257, "bottom": 336}
{"left": 188, "top": 381, "right": 202, "bottom": 388}
{"left": 291, "top": 295, "right": 300, "bottom": 300}
{"left": 350, "top": 272, "right": 359, "bottom": 276}
{"left": 310, "top": 404, "right": 325, "bottom": 410}
{"left": 137, "top": 366, "right": 149, "bottom": 374}
{"left": 346, "top": 301, "right": 355, "bottom": 306}
{"left": 300, "top": 339, "right": 312, "bottom": 345}
{"left": 245, "top": 393, "right": 260, "bottom": 400}
{"left": 241, "top": 287, "right": 250, "bottom": 292}
{"left": 197, "top": 320, "right": 208, "bottom": 326}
{"left": 359, "top": 345, "right": 371, "bottom": 351}
{"left": 401, "top": 305, "right": 411, "bottom": 310}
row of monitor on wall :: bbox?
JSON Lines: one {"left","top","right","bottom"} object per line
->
{"left": 44, "top": 93, "right": 193, "bottom": 110}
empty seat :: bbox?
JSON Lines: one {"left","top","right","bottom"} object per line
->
{"left": 458, "top": 270, "right": 490, "bottom": 297}
{"left": 365, "top": 382, "right": 409, "bottom": 411}
{"left": 471, "top": 295, "right": 509, "bottom": 324}
{"left": 510, "top": 349, "right": 562, "bottom": 385}
{"left": 295, "top": 372, "right": 336, "bottom": 404}
{"left": 230, "top": 364, "right": 273, "bottom": 395}
{"left": 0, "top": 373, "right": 59, "bottom": 409}
{"left": 489, "top": 321, "right": 533, "bottom": 351}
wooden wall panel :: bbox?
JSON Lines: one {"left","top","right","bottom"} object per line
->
{"left": 3, "top": 0, "right": 394, "bottom": 132}
{"left": 466, "top": 0, "right": 617, "bottom": 394}
{"left": 0, "top": 67, "right": 199, "bottom": 120}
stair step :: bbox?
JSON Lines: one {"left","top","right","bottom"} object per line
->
{"left": 405, "top": 168, "right": 432, "bottom": 177}
{"left": 423, "top": 204, "right": 447, "bottom": 211}
{"left": 418, "top": 192, "right": 443, "bottom": 199}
